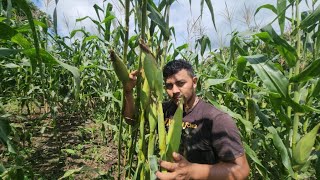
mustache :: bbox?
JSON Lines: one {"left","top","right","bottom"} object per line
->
{"left": 172, "top": 94, "right": 182, "bottom": 99}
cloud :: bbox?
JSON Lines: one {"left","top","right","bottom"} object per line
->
{"left": 170, "top": 0, "right": 277, "bottom": 48}
{"left": 34, "top": 0, "right": 318, "bottom": 47}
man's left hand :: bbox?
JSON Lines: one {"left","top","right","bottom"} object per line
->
{"left": 156, "top": 152, "right": 193, "bottom": 180}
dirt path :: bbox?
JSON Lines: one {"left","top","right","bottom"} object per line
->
{"left": 24, "top": 114, "right": 119, "bottom": 179}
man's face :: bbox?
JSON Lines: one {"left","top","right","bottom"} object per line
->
{"left": 164, "top": 69, "right": 197, "bottom": 105}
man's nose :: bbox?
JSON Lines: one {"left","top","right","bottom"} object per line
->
{"left": 172, "top": 84, "right": 180, "bottom": 93}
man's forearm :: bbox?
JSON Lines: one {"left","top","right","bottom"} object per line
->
{"left": 123, "top": 90, "right": 136, "bottom": 124}
{"left": 189, "top": 163, "right": 243, "bottom": 180}
{"left": 189, "top": 156, "right": 249, "bottom": 180}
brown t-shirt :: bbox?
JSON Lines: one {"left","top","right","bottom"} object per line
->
{"left": 163, "top": 99, "right": 244, "bottom": 164}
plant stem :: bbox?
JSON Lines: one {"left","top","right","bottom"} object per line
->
{"left": 292, "top": 0, "right": 301, "bottom": 152}
{"left": 123, "top": 0, "right": 130, "bottom": 64}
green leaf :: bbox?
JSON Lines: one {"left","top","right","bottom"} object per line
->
{"left": 259, "top": 25, "right": 297, "bottom": 67}
{"left": 63, "top": 149, "right": 76, "bottom": 155}
{"left": 200, "top": 35, "right": 211, "bottom": 56}
{"left": 166, "top": 99, "right": 183, "bottom": 162}
{"left": 76, "top": 16, "right": 91, "bottom": 22}
{"left": 245, "top": 54, "right": 289, "bottom": 98}
{"left": 149, "top": 155, "right": 158, "bottom": 180}
{"left": 173, "top": 43, "right": 188, "bottom": 60}
{"left": 101, "top": 15, "right": 116, "bottom": 23}
{"left": 104, "top": 3, "right": 113, "bottom": 41}
{"left": 277, "top": 0, "right": 287, "bottom": 34}
{"left": 58, "top": 167, "right": 83, "bottom": 180}
{"left": 0, "top": 22, "right": 18, "bottom": 40}
{"left": 23, "top": 49, "right": 80, "bottom": 99}
{"left": 0, "top": 163, "right": 5, "bottom": 174}
{"left": 0, "top": 117, "right": 16, "bottom": 154}
{"left": 11, "top": 33, "right": 32, "bottom": 49}
{"left": 93, "top": 4, "right": 104, "bottom": 21}
{"left": 16, "top": 0, "right": 40, "bottom": 69}
{"left": 2, "top": 63, "right": 20, "bottom": 68}
{"left": 293, "top": 123, "right": 320, "bottom": 164}
{"left": 204, "top": 78, "right": 230, "bottom": 89}
{"left": 236, "top": 56, "right": 247, "bottom": 81}
{"left": 53, "top": 0, "right": 59, "bottom": 34}
{"left": 0, "top": 48, "right": 22, "bottom": 57}
{"left": 255, "top": 4, "right": 277, "bottom": 17}
{"left": 70, "top": 29, "right": 90, "bottom": 38}
{"left": 300, "top": 5, "right": 320, "bottom": 30}
{"left": 147, "top": 3, "right": 170, "bottom": 40}
{"left": 290, "top": 58, "right": 320, "bottom": 82}
{"left": 254, "top": 103, "right": 272, "bottom": 127}
{"left": 267, "top": 126, "right": 294, "bottom": 176}
{"left": 243, "top": 142, "right": 268, "bottom": 177}
{"left": 206, "top": 96, "right": 253, "bottom": 134}
{"left": 310, "top": 79, "right": 320, "bottom": 98}
{"left": 0, "top": 118, "right": 11, "bottom": 144}
{"left": 204, "top": 0, "right": 216, "bottom": 31}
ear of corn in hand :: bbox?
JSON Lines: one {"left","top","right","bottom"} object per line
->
{"left": 109, "top": 49, "right": 129, "bottom": 84}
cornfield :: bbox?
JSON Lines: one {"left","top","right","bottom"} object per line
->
{"left": 1, "top": 0, "right": 320, "bottom": 179}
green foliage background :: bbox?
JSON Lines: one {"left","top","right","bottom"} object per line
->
{"left": 0, "top": 0, "right": 320, "bottom": 179}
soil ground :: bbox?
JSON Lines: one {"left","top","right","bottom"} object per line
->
{"left": 1, "top": 112, "right": 123, "bottom": 179}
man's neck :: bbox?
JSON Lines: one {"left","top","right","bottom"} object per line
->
{"left": 184, "top": 95, "right": 199, "bottom": 113}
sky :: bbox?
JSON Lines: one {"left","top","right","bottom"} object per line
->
{"left": 32, "top": 0, "right": 318, "bottom": 48}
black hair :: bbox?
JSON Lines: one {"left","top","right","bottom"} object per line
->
{"left": 163, "top": 59, "right": 195, "bottom": 80}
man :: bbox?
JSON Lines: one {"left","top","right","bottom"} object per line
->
{"left": 123, "top": 59, "right": 250, "bottom": 179}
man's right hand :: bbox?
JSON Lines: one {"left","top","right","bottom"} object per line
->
{"left": 124, "top": 70, "right": 139, "bottom": 93}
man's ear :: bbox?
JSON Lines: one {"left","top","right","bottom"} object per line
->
{"left": 192, "top": 77, "right": 198, "bottom": 88}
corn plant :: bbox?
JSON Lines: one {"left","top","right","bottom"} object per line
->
{"left": 1, "top": 0, "right": 320, "bottom": 179}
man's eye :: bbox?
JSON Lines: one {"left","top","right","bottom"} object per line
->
{"left": 165, "top": 83, "right": 173, "bottom": 89}
{"left": 176, "top": 81, "right": 185, "bottom": 87}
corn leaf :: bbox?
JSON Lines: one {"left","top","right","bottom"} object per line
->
{"left": 149, "top": 155, "right": 158, "bottom": 180}
{"left": 255, "top": 4, "right": 277, "bottom": 16}
{"left": 290, "top": 58, "right": 320, "bottom": 82}
{"left": 206, "top": 96, "right": 253, "bottom": 134}
{"left": 23, "top": 48, "right": 80, "bottom": 99}
{"left": 53, "top": 0, "right": 59, "bottom": 34}
{"left": 0, "top": 118, "right": 11, "bottom": 145}
{"left": 258, "top": 25, "right": 297, "bottom": 67}
{"left": 277, "top": 0, "right": 286, "bottom": 34}
{"left": 245, "top": 54, "right": 289, "bottom": 98}
{"left": 204, "top": 78, "right": 230, "bottom": 88}
{"left": 267, "top": 126, "right": 294, "bottom": 176}
{"left": 237, "top": 56, "right": 247, "bottom": 81}
{"left": 0, "top": 22, "right": 17, "bottom": 40}
{"left": 293, "top": 123, "right": 320, "bottom": 164}
{"left": 0, "top": 117, "right": 16, "bottom": 154}
{"left": 16, "top": 0, "right": 40, "bottom": 69}
{"left": 104, "top": 3, "right": 113, "bottom": 41}
{"left": 204, "top": 0, "right": 216, "bottom": 31}
{"left": 166, "top": 99, "right": 183, "bottom": 162}
{"left": 0, "top": 23, "right": 31, "bottom": 48}
{"left": 300, "top": 5, "right": 320, "bottom": 30}
{"left": 147, "top": 3, "right": 170, "bottom": 40}
{"left": 58, "top": 167, "right": 83, "bottom": 180}
{"left": 243, "top": 142, "right": 268, "bottom": 177}
{"left": 310, "top": 79, "right": 320, "bottom": 98}
{"left": 0, "top": 48, "right": 22, "bottom": 57}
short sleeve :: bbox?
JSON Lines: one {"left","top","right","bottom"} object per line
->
{"left": 211, "top": 113, "right": 244, "bottom": 161}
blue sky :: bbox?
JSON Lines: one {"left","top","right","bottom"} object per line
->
{"left": 32, "top": 0, "right": 318, "bottom": 48}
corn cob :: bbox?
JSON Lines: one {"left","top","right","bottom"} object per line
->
{"left": 139, "top": 41, "right": 163, "bottom": 100}
{"left": 165, "top": 98, "right": 184, "bottom": 162}
{"left": 109, "top": 49, "right": 129, "bottom": 84}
